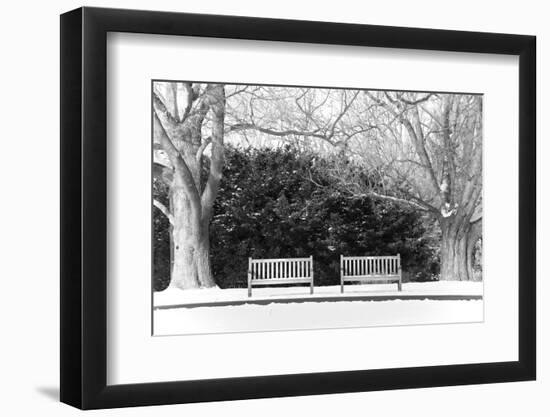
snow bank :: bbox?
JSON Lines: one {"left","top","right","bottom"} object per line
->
{"left": 154, "top": 281, "right": 483, "bottom": 307}
{"left": 152, "top": 281, "right": 483, "bottom": 335}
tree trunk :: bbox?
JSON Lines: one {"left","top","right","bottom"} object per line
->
{"left": 196, "top": 223, "right": 216, "bottom": 287}
{"left": 169, "top": 192, "right": 216, "bottom": 289}
{"left": 439, "top": 219, "right": 471, "bottom": 281}
{"left": 467, "top": 218, "right": 482, "bottom": 281}
{"left": 169, "top": 192, "right": 174, "bottom": 274}
{"left": 170, "top": 186, "right": 201, "bottom": 289}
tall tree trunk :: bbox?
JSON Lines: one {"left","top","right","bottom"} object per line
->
{"left": 169, "top": 208, "right": 215, "bottom": 288}
{"left": 170, "top": 185, "right": 201, "bottom": 289}
{"left": 439, "top": 218, "right": 471, "bottom": 281}
{"left": 169, "top": 182, "right": 217, "bottom": 289}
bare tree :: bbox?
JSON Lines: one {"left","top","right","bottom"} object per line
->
{"left": 228, "top": 87, "right": 483, "bottom": 281}
{"left": 332, "top": 91, "right": 483, "bottom": 281}
{"left": 153, "top": 82, "right": 226, "bottom": 289}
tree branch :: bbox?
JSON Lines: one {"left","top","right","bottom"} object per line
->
{"left": 226, "top": 85, "right": 249, "bottom": 98}
{"left": 350, "top": 190, "right": 437, "bottom": 212}
{"left": 200, "top": 85, "right": 226, "bottom": 223}
{"left": 153, "top": 111, "right": 201, "bottom": 211}
{"left": 171, "top": 83, "right": 180, "bottom": 122}
{"left": 408, "top": 106, "right": 440, "bottom": 192}
{"left": 153, "top": 199, "right": 174, "bottom": 225}
{"left": 153, "top": 91, "right": 178, "bottom": 127}
{"left": 399, "top": 93, "right": 434, "bottom": 105}
{"left": 227, "top": 122, "right": 329, "bottom": 141}
{"left": 181, "top": 83, "right": 194, "bottom": 121}
{"left": 326, "top": 91, "right": 360, "bottom": 139}
{"left": 195, "top": 136, "right": 212, "bottom": 163}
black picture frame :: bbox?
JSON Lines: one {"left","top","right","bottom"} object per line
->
{"left": 60, "top": 6, "right": 536, "bottom": 410}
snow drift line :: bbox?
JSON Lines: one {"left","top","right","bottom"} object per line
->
{"left": 154, "top": 294, "right": 483, "bottom": 310}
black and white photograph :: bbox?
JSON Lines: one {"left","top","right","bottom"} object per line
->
{"left": 0, "top": 0, "right": 542, "bottom": 413}
{"left": 152, "top": 82, "right": 484, "bottom": 335}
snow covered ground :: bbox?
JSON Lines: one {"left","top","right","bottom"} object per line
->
{"left": 153, "top": 281, "right": 483, "bottom": 336}
{"left": 154, "top": 281, "right": 482, "bottom": 307}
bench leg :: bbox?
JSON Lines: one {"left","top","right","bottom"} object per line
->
{"left": 341, "top": 282, "right": 344, "bottom": 293}
{"left": 397, "top": 281, "right": 402, "bottom": 291}
{"left": 248, "top": 285, "right": 252, "bottom": 297}
{"left": 310, "top": 281, "right": 314, "bottom": 294}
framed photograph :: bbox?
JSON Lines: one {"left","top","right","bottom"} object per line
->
{"left": 60, "top": 6, "right": 536, "bottom": 409}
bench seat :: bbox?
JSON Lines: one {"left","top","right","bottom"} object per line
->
{"left": 248, "top": 256, "right": 314, "bottom": 297}
{"left": 341, "top": 255, "right": 402, "bottom": 292}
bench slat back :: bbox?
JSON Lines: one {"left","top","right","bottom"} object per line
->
{"left": 341, "top": 255, "right": 400, "bottom": 277}
{"left": 250, "top": 257, "right": 312, "bottom": 280}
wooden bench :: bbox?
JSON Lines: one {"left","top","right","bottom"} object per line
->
{"left": 340, "top": 254, "right": 402, "bottom": 293}
{"left": 248, "top": 256, "right": 314, "bottom": 297}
